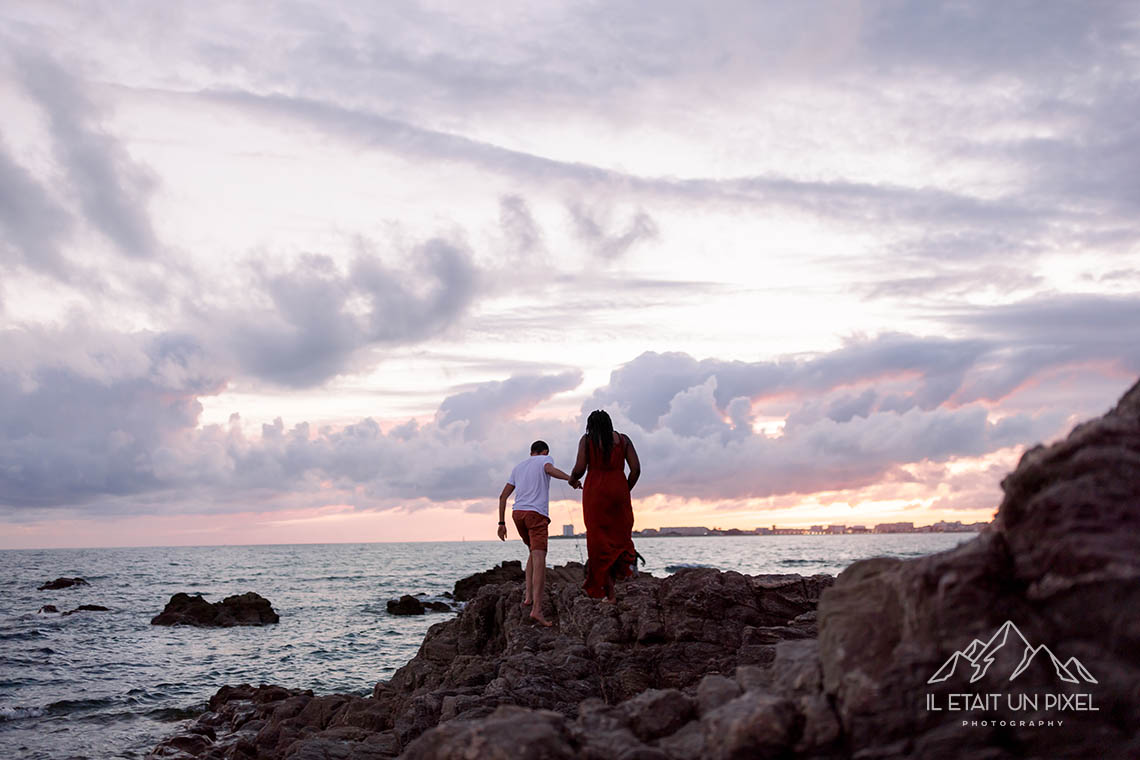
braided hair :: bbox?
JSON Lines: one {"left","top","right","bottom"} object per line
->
{"left": 586, "top": 409, "right": 615, "bottom": 462}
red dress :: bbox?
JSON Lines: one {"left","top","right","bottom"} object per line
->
{"left": 582, "top": 434, "right": 637, "bottom": 599}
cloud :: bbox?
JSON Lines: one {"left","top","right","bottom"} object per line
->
{"left": 569, "top": 202, "right": 658, "bottom": 260}
{"left": 217, "top": 238, "right": 479, "bottom": 387}
{"left": 15, "top": 50, "right": 159, "bottom": 259}
{"left": 0, "top": 141, "right": 73, "bottom": 276}
{"left": 437, "top": 370, "right": 583, "bottom": 440}
{"left": 4, "top": 304, "right": 1131, "bottom": 516}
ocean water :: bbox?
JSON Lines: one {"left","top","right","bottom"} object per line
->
{"left": 0, "top": 534, "right": 971, "bottom": 759}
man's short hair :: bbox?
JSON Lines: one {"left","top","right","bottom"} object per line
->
{"left": 530, "top": 440, "right": 549, "bottom": 454}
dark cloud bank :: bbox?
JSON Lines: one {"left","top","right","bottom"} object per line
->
{"left": 3, "top": 292, "right": 1138, "bottom": 518}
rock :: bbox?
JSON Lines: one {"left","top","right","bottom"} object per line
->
{"left": 401, "top": 705, "right": 579, "bottom": 760}
{"left": 386, "top": 595, "right": 425, "bottom": 615}
{"left": 38, "top": 605, "right": 59, "bottom": 614}
{"left": 151, "top": 592, "right": 279, "bottom": 627}
{"left": 38, "top": 577, "right": 88, "bottom": 590}
{"left": 151, "top": 563, "right": 829, "bottom": 758}
{"left": 804, "top": 377, "right": 1140, "bottom": 759}
{"left": 451, "top": 560, "right": 525, "bottom": 601}
{"left": 424, "top": 601, "right": 452, "bottom": 613}
{"left": 62, "top": 604, "right": 111, "bottom": 616}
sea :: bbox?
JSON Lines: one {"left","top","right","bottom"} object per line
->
{"left": 0, "top": 534, "right": 971, "bottom": 759}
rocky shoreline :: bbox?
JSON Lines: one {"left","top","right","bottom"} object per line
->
{"left": 149, "top": 379, "right": 1140, "bottom": 759}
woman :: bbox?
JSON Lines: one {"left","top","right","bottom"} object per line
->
{"left": 569, "top": 409, "right": 641, "bottom": 601}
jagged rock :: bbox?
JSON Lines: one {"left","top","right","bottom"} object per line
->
{"left": 38, "top": 604, "right": 59, "bottom": 614}
{"left": 151, "top": 592, "right": 279, "bottom": 627}
{"left": 387, "top": 595, "right": 425, "bottom": 615}
{"left": 450, "top": 560, "right": 525, "bottom": 601}
{"left": 62, "top": 604, "right": 110, "bottom": 616}
{"left": 38, "top": 577, "right": 88, "bottom": 590}
{"left": 152, "top": 565, "right": 829, "bottom": 758}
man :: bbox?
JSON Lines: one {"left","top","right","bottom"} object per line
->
{"left": 497, "top": 440, "right": 575, "bottom": 626}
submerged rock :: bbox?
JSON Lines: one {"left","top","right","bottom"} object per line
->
{"left": 38, "top": 577, "right": 88, "bottom": 591}
{"left": 38, "top": 604, "right": 58, "bottom": 614}
{"left": 151, "top": 592, "right": 279, "bottom": 627}
{"left": 62, "top": 604, "right": 110, "bottom": 616}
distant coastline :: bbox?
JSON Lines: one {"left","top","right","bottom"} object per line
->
{"left": 550, "top": 519, "right": 988, "bottom": 539}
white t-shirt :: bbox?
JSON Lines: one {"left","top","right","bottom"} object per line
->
{"left": 508, "top": 455, "right": 554, "bottom": 517}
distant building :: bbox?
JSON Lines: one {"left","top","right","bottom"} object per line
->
{"left": 809, "top": 525, "right": 825, "bottom": 534}
{"left": 660, "top": 526, "right": 708, "bottom": 536}
{"left": 875, "top": 522, "right": 916, "bottom": 533}
{"left": 562, "top": 524, "right": 574, "bottom": 537}
{"left": 827, "top": 524, "right": 846, "bottom": 534}
{"left": 847, "top": 525, "right": 869, "bottom": 533}
{"left": 770, "top": 525, "right": 805, "bottom": 535}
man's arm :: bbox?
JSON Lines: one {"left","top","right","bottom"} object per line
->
{"left": 568, "top": 436, "right": 588, "bottom": 488}
{"left": 623, "top": 434, "right": 641, "bottom": 491}
{"left": 543, "top": 461, "right": 571, "bottom": 481}
{"left": 497, "top": 483, "right": 515, "bottom": 541}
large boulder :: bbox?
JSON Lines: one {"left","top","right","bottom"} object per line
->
{"left": 38, "top": 577, "right": 88, "bottom": 590}
{"left": 151, "top": 592, "right": 280, "bottom": 627}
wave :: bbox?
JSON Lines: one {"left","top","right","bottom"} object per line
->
{"left": 0, "top": 705, "right": 46, "bottom": 721}
{"left": 777, "top": 559, "right": 827, "bottom": 566}
{"left": 664, "top": 563, "right": 719, "bottom": 572}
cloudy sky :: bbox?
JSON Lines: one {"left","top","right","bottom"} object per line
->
{"left": 2, "top": 1, "right": 1139, "bottom": 548}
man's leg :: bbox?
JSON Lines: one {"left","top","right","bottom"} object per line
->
{"left": 529, "top": 549, "right": 551, "bottom": 626}
{"left": 523, "top": 552, "right": 533, "bottom": 606}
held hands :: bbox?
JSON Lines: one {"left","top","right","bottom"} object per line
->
{"left": 497, "top": 524, "right": 507, "bottom": 541}
{"left": 568, "top": 477, "right": 582, "bottom": 490}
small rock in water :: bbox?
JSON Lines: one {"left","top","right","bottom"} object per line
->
{"left": 387, "top": 595, "right": 426, "bottom": 615}
{"left": 38, "top": 577, "right": 89, "bottom": 591}
{"left": 151, "top": 592, "right": 280, "bottom": 627}
{"left": 38, "top": 605, "right": 59, "bottom": 614}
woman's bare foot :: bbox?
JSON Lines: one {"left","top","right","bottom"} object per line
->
{"left": 521, "top": 598, "right": 532, "bottom": 608}
{"left": 529, "top": 611, "right": 553, "bottom": 627}
{"left": 603, "top": 595, "right": 617, "bottom": 604}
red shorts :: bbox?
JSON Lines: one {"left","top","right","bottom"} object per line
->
{"left": 512, "top": 510, "right": 550, "bottom": 552}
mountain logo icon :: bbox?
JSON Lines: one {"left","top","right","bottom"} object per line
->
{"left": 928, "top": 620, "right": 1098, "bottom": 685}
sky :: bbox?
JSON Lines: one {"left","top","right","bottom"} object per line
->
{"left": 2, "top": 1, "right": 1139, "bottom": 549}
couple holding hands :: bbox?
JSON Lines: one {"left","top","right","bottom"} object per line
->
{"left": 497, "top": 410, "right": 641, "bottom": 626}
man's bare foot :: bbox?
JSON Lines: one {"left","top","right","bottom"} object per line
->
{"left": 529, "top": 611, "right": 553, "bottom": 627}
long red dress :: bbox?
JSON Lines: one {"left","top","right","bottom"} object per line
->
{"left": 582, "top": 434, "right": 637, "bottom": 599}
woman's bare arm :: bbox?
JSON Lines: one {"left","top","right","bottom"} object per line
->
{"left": 623, "top": 434, "right": 641, "bottom": 491}
{"left": 569, "top": 435, "right": 588, "bottom": 486}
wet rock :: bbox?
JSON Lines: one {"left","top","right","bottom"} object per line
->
{"left": 424, "top": 601, "right": 452, "bottom": 613}
{"left": 151, "top": 592, "right": 279, "bottom": 627}
{"left": 451, "top": 560, "right": 525, "bottom": 601}
{"left": 386, "top": 595, "right": 425, "bottom": 615}
{"left": 38, "top": 577, "right": 88, "bottom": 590}
{"left": 38, "top": 604, "right": 59, "bottom": 614}
{"left": 62, "top": 604, "right": 111, "bottom": 616}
